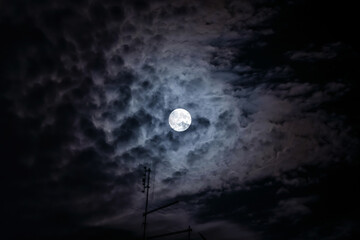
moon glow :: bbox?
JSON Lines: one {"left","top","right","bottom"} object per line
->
{"left": 169, "top": 108, "right": 192, "bottom": 132}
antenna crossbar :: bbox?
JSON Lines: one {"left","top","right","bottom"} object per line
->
{"left": 143, "top": 200, "right": 179, "bottom": 216}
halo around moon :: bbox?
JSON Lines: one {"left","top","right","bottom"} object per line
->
{"left": 169, "top": 108, "right": 192, "bottom": 132}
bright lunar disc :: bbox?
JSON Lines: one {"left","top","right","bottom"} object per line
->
{"left": 169, "top": 108, "right": 192, "bottom": 132}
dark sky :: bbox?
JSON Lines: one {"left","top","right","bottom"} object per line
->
{"left": 1, "top": 0, "right": 360, "bottom": 239}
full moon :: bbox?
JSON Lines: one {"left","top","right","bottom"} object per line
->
{"left": 169, "top": 108, "right": 192, "bottom": 132}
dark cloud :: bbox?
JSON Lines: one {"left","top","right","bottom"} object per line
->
{"left": 1, "top": 0, "right": 359, "bottom": 239}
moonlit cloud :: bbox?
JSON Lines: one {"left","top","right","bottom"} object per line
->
{"left": 2, "top": 0, "right": 359, "bottom": 239}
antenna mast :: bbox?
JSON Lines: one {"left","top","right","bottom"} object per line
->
{"left": 141, "top": 167, "right": 191, "bottom": 239}
{"left": 142, "top": 167, "right": 151, "bottom": 240}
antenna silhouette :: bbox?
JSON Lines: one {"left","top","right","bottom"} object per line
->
{"left": 142, "top": 166, "right": 151, "bottom": 240}
{"left": 141, "top": 167, "right": 192, "bottom": 239}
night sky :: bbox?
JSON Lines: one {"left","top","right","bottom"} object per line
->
{"left": 1, "top": 1, "right": 360, "bottom": 239}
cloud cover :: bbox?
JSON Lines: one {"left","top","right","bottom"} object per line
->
{"left": 1, "top": 0, "right": 359, "bottom": 239}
